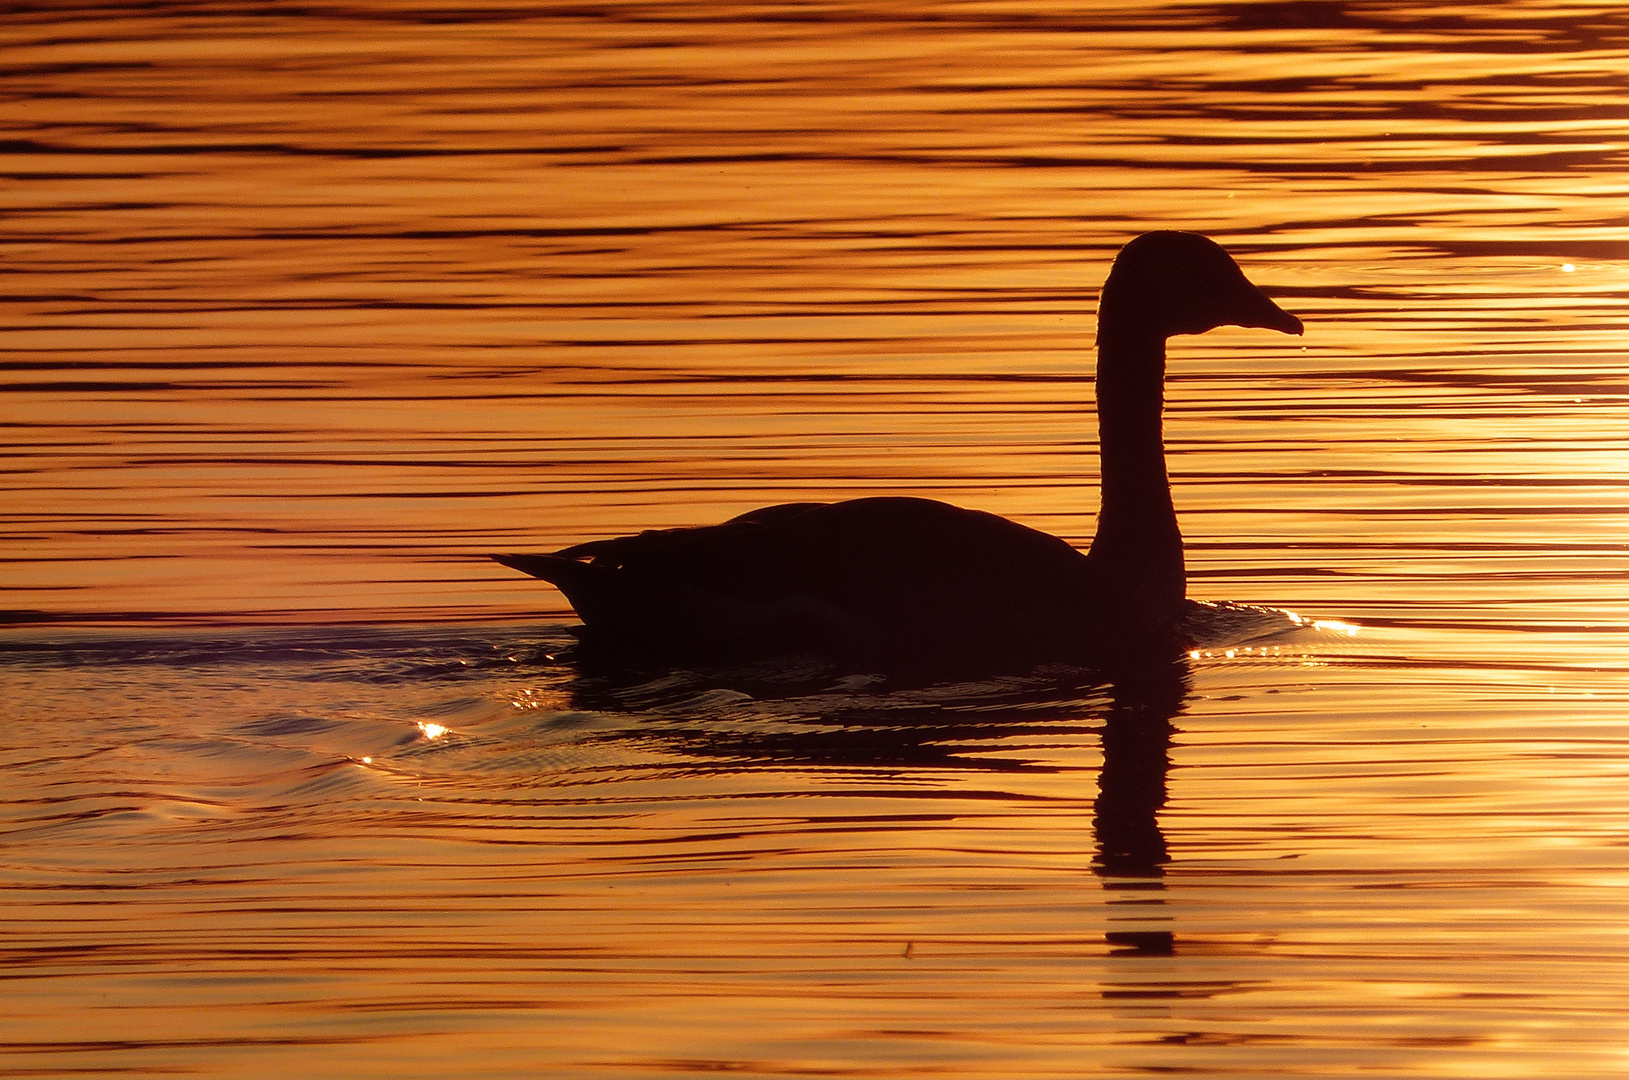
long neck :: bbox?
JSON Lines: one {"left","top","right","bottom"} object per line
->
{"left": 1087, "top": 327, "right": 1185, "bottom": 619}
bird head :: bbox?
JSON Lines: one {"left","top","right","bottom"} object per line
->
{"left": 1098, "top": 231, "right": 1303, "bottom": 342}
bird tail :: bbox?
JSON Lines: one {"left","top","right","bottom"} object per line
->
{"left": 491, "top": 552, "right": 611, "bottom": 618}
{"left": 492, "top": 552, "right": 586, "bottom": 585}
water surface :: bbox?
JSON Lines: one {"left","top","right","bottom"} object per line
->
{"left": 4, "top": 2, "right": 1629, "bottom": 1076}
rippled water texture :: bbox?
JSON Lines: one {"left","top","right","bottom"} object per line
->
{"left": 4, "top": 2, "right": 1629, "bottom": 1077}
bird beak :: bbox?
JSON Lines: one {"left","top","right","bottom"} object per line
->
{"left": 1239, "top": 286, "right": 1304, "bottom": 336}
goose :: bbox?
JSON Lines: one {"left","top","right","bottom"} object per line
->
{"left": 495, "top": 231, "right": 1303, "bottom": 671}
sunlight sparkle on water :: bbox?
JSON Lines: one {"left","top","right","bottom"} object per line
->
{"left": 417, "top": 722, "right": 448, "bottom": 740}
{"left": 1285, "top": 610, "right": 1362, "bottom": 637}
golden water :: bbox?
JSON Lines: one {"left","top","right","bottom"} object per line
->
{"left": 4, "top": 2, "right": 1629, "bottom": 1076}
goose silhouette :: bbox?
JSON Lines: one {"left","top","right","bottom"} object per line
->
{"left": 495, "top": 231, "right": 1303, "bottom": 671}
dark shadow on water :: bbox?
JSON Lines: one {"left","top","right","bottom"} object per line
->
{"left": 1095, "top": 665, "right": 1184, "bottom": 878}
{"left": 556, "top": 642, "right": 1190, "bottom": 952}
{"left": 1095, "top": 667, "right": 1183, "bottom": 958}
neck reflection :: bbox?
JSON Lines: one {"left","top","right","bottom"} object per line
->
{"left": 1093, "top": 659, "right": 1189, "bottom": 956}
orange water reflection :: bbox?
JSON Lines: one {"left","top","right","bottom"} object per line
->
{"left": 4, "top": 2, "right": 1629, "bottom": 1077}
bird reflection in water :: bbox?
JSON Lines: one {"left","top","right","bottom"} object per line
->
{"left": 562, "top": 649, "right": 1191, "bottom": 957}
{"left": 1095, "top": 663, "right": 1186, "bottom": 957}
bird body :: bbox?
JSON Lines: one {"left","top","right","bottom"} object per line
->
{"left": 496, "top": 495, "right": 1100, "bottom": 668}
{"left": 495, "top": 232, "right": 1303, "bottom": 672}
